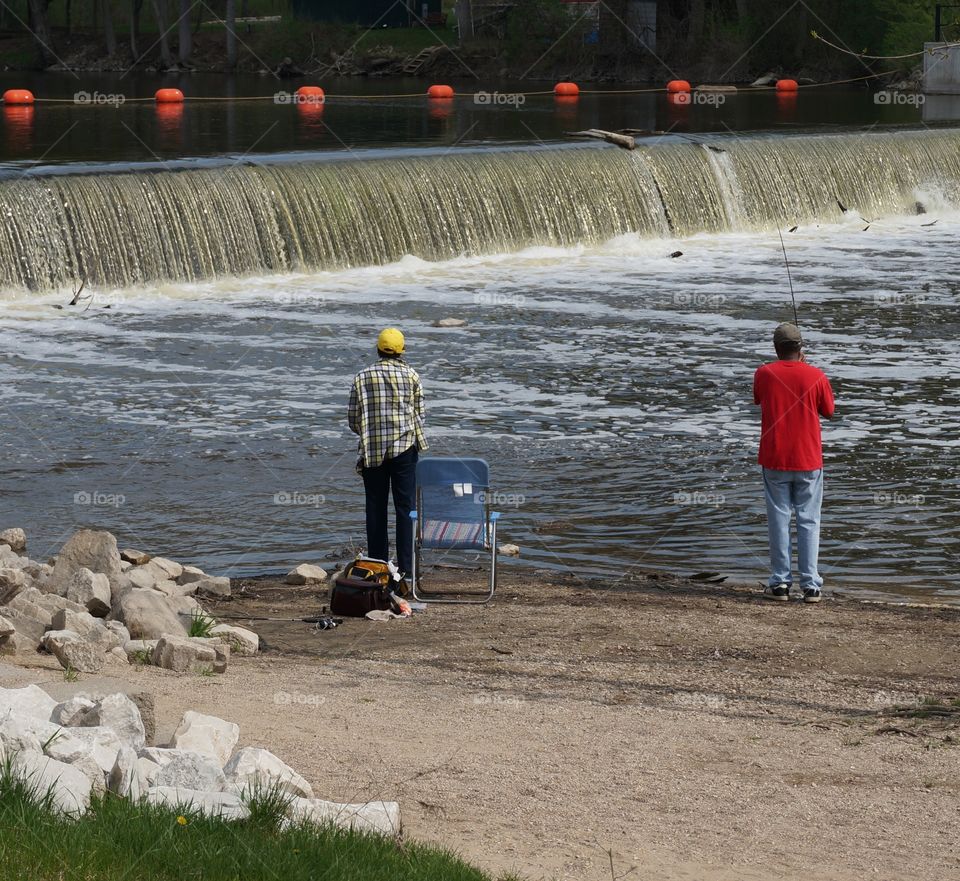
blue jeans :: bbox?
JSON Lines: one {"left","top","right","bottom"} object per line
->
{"left": 361, "top": 446, "right": 418, "bottom": 576}
{"left": 762, "top": 468, "right": 824, "bottom": 590}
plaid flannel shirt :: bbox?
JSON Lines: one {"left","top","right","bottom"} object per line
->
{"left": 348, "top": 357, "right": 428, "bottom": 471}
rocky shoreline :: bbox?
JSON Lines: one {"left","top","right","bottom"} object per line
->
{"left": 0, "top": 525, "right": 402, "bottom": 834}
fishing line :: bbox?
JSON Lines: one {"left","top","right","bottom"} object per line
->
{"left": 777, "top": 227, "right": 800, "bottom": 330}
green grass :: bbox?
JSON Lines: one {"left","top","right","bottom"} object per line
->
{"left": 0, "top": 769, "right": 501, "bottom": 881}
{"left": 188, "top": 610, "right": 216, "bottom": 638}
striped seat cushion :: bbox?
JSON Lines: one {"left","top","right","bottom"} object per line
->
{"left": 421, "top": 519, "right": 485, "bottom": 548}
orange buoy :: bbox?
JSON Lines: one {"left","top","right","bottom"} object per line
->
{"left": 427, "top": 84, "right": 454, "bottom": 99}
{"left": 296, "top": 85, "right": 325, "bottom": 105}
{"left": 666, "top": 80, "right": 691, "bottom": 93}
{"left": 3, "top": 89, "right": 34, "bottom": 105}
{"left": 776, "top": 79, "right": 799, "bottom": 92}
{"left": 155, "top": 88, "right": 184, "bottom": 103}
{"left": 554, "top": 82, "right": 579, "bottom": 97}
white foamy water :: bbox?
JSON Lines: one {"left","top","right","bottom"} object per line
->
{"left": 0, "top": 214, "right": 957, "bottom": 601}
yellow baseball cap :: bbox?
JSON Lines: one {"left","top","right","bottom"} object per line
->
{"left": 377, "top": 327, "right": 405, "bottom": 355}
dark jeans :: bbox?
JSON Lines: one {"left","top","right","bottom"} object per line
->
{"left": 361, "top": 445, "right": 418, "bottom": 576}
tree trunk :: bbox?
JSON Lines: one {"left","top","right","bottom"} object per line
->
{"left": 225, "top": 0, "right": 237, "bottom": 68}
{"left": 151, "top": 0, "right": 172, "bottom": 67}
{"left": 65, "top": 0, "right": 71, "bottom": 34}
{"left": 178, "top": 0, "right": 191, "bottom": 65}
{"left": 689, "top": 0, "right": 705, "bottom": 46}
{"left": 25, "top": 0, "right": 57, "bottom": 66}
{"left": 129, "top": 0, "right": 142, "bottom": 58}
{"left": 102, "top": 0, "right": 118, "bottom": 56}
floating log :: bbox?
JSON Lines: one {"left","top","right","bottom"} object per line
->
{"left": 695, "top": 84, "right": 738, "bottom": 93}
{"left": 566, "top": 129, "right": 635, "bottom": 150}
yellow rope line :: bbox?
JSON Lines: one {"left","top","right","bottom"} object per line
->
{"left": 11, "top": 70, "right": 898, "bottom": 105}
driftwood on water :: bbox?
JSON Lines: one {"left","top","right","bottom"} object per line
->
{"left": 566, "top": 129, "right": 636, "bottom": 150}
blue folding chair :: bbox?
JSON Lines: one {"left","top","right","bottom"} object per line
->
{"left": 408, "top": 457, "right": 501, "bottom": 604}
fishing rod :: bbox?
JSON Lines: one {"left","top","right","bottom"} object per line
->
{"left": 777, "top": 226, "right": 801, "bottom": 331}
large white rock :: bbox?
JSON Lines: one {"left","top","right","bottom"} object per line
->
{"left": 177, "top": 566, "right": 206, "bottom": 586}
{"left": 43, "top": 733, "right": 107, "bottom": 795}
{"left": 192, "top": 576, "right": 231, "bottom": 598}
{"left": 148, "top": 749, "right": 228, "bottom": 792}
{"left": 0, "top": 614, "right": 14, "bottom": 637}
{"left": 209, "top": 624, "right": 258, "bottom": 656}
{"left": 120, "top": 549, "right": 151, "bottom": 565}
{"left": 109, "top": 744, "right": 147, "bottom": 799}
{"left": 51, "top": 696, "right": 96, "bottom": 727}
{"left": 145, "top": 786, "right": 249, "bottom": 820}
{"left": 43, "top": 629, "right": 105, "bottom": 674}
{"left": 117, "top": 589, "right": 188, "bottom": 640}
{"left": 0, "top": 567, "right": 27, "bottom": 604}
{"left": 50, "top": 529, "right": 123, "bottom": 595}
{"left": 151, "top": 635, "right": 218, "bottom": 672}
{"left": 61, "top": 726, "right": 124, "bottom": 775}
{"left": 171, "top": 711, "right": 239, "bottom": 767}
{"left": 285, "top": 564, "right": 328, "bottom": 585}
{"left": 11, "top": 751, "right": 92, "bottom": 815}
{"left": 0, "top": 527, "right": 27, "bottom": 553}
{"left": 224, "top": 747, "right": 314, "bottom": 799}
{"left": 287, "top": 797, "right": 402, "bottom": 836}
{"left": 0, "top": 683, "right": 57, "bottom": 721}
{"left": 66, "top": 568, "right": 112, "bottom": 617}
{"left": 0, "top": 710, "right": 62, "bottom": 753}
{"left": 50, "top": 608, "right": 122, "bottom": 650}
{"left": 79, "top": 693, "right": 146, "bottom": 751}
{"left": 149, "top": 558, "right": 184, "bottom": 580}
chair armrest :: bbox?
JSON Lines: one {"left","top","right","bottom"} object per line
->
{"left": 409, "top": 510, "right": 418, "bottom": 520}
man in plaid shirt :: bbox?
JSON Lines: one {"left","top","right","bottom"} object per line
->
{"left": 348, "top": 328, "right": 428, "bottom": 583}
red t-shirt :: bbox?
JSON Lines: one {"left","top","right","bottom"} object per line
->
{"left": 753, "top": 360, "right": 835, "bottom": 471}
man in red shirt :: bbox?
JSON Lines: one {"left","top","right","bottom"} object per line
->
{"left": 753, "top": 323, "right": 835, "bottom": 603}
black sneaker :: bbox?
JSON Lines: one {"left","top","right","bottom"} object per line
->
{"left": 763, "top": 584, "right": 790, "bottom": 602}
{"left": 802, "top": 588, "right": 822, "bottom": 604}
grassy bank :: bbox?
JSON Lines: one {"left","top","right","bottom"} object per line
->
{"left": 0, "top": 771, "right": 507, "bottom": 881}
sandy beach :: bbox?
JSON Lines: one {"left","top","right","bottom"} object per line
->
{"left": 3, "top": 565, "right": 958, "bottom": 881}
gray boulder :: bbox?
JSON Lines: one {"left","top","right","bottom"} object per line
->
{"left": 0, "top": 683, "right": 57, "bottom": 720}
{"left": 210, "top": 624, "right": 258, "bottom": 656}
{"left": 151, "top": 635, "right": 219, "bottom": 673}
{"left": 0, "top": 527, "right": 26, "bottom": 553}
{"left": 145, "top": 786, "right": 248, "bottom": 819}
{"left": 77, "top": 693, "right": 146, "bottom": 751}
{"left": 193, "top": 576, "right": 231, "bottom": 598}
{"left": 50, "top": 608, "right": 123, "bottom": 651}
{"left": 148, "top": 749, "right": 228, "bottom": 792}
{"left": 11, "top": 751, "right": 92, "bottom": 815}
{"left": 285, "top": 564, "right": 328, "bottom": 585}
{"left": 51, "top": 696, "right": 96, "bottom": 726}
{"left": 116, "top": 589, "right": 187, "bottom": 640}
{"left": 66, "top": 568, "right": 112, "bottom": 617}
{"left": 287, "top": 797, "right": 401, "bottom": 836}
{"left": 43, "top": 630, "right": 105, "bottom": 674}
{"left": 50, "top": 529, "right": 122, "bottom": 596}
{"left": 224, "top": 747, "right": 314, "bottom": 798}
{"left": 109, "top": 744, "right": 148, "bottom": 799}
{"left": 171, "top": 711, "right": 239, "bottom": 767}
{"left": 0, "top": 568, "right": 27, "bottom": 604}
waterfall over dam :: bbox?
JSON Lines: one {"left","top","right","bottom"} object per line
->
{"left": 3, "top": 128, "right": 960, "bottom": 291}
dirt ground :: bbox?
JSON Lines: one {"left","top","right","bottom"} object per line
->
{"left": 4, "top": 566, "right": 960, "bottom": 881}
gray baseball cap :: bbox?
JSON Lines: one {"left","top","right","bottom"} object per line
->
{"left": 773, "top": 323, "right": 803, "bottom": 346}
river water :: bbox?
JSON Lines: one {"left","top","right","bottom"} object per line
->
{"left": 0, "top": 80, "right": 958, "bottom": 602}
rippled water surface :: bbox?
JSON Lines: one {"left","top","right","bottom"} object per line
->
{"left": 0, "top": 212, "right": 957, "bottom": 601}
